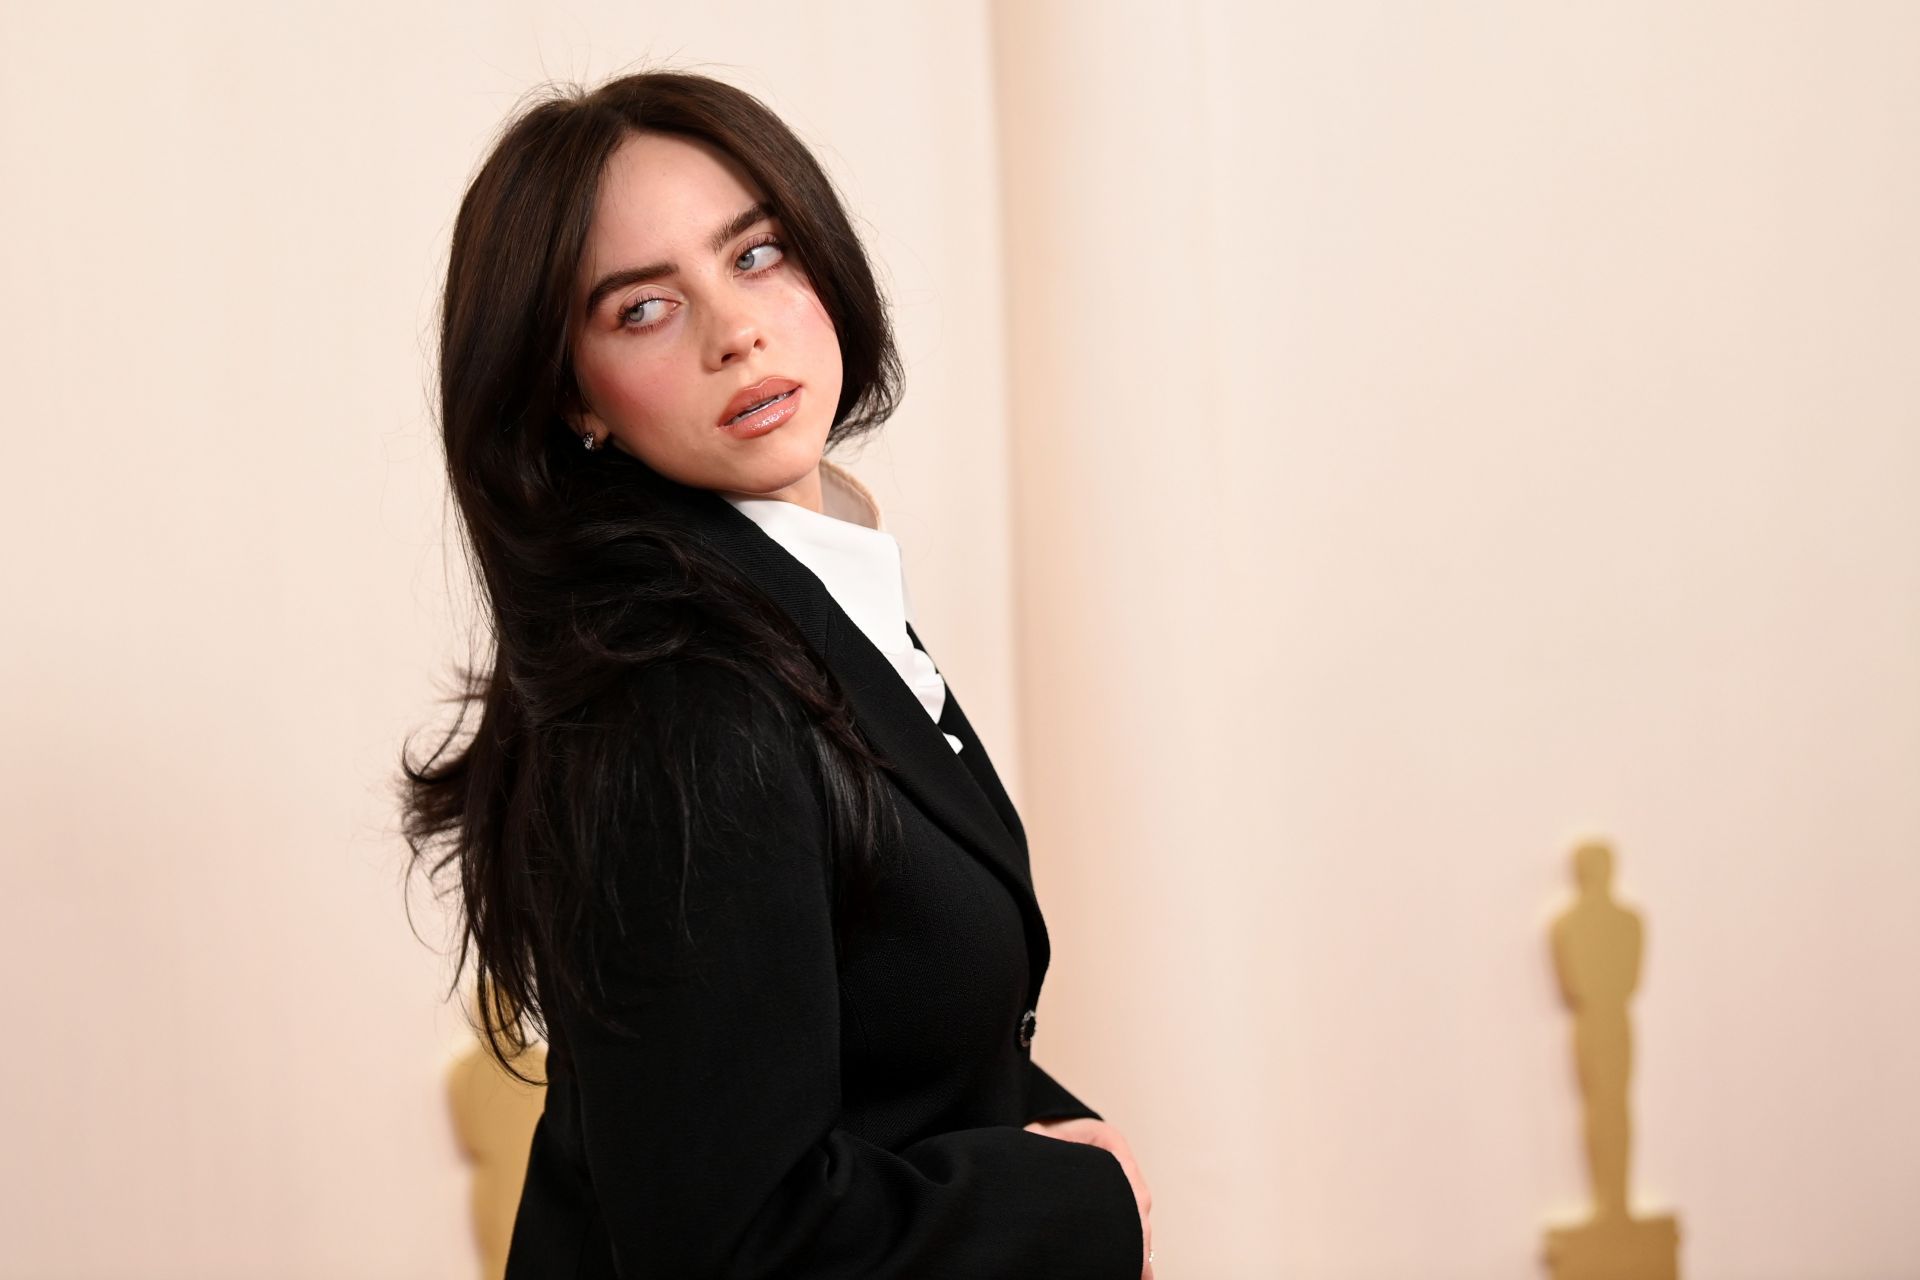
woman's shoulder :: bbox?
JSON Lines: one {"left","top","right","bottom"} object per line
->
{"left": 547, "top": 657, "right": 834, "bottom": 1010}
{"left": 595, "top": 657, "right": 819, "bottom": 811}
{"left": 605, "top": 656, "right": 797, "bottom": 741}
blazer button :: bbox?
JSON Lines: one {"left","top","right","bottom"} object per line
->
{"left": 1018, "top": 1008, "right": 1037, "bottom": 1051}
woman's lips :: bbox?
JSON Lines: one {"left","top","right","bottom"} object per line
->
{"left": 719, "top": 386, "right": 801, "bottom": 439}
{"left": 718, "top": 375, "right": 801, "bottom": 426}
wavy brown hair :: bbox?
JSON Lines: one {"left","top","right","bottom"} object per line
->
{"left": 398, "top": 69, "right": 906, "bottom": 1084}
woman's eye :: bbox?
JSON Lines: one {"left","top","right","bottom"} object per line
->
{"left": 737, "top": 237, "right": 785, "bottom": 272}
{"left": 617, "top": 238, "right": 783, "bottom": 331}
{"left": 618, "top": 296, "right": 671, "bottom": 329}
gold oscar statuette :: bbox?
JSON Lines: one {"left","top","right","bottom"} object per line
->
{"left": 446, "top": 984, "right": 549, "bottom": 1280}
{"left": 1543, "top": 838, "right": 1681, "bottom": 1280}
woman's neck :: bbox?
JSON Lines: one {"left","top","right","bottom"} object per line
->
{"left": 719, "top": 462, "right": 824, "bottom": 516}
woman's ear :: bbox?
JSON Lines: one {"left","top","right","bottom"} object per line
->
{"left": 561, "top": 390, "right": 608, "bottom": 448}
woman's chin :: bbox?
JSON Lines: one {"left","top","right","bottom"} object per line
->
{"left": 716, "top": 436, "right": 826, "bottom": 494}
{"left": 624, "top": 430, "right": 822, "bottom": 496}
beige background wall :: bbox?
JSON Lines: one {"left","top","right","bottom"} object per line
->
{"left": 994, "top": 4, "right": 1920, "bottom": 1277}
{"left": 0, "top": 4, "right": 1018, "bottom": 1277}
{"left": 3, "top": 2, "right": 1916, "bottom": 1278}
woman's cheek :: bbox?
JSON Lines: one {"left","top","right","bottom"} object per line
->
{"left": 776, "top": 275, "right": 834, "bottom": 335}
{"left": 601, "top": 358, "right": 683, "bottom": 428}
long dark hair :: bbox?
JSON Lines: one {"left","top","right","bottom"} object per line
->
{"left": 399, "top": 69, "right": 907, "bottom": 1084}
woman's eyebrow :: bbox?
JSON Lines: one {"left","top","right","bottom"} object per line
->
{"left": 584, "top": 201, "right": 774, "bottom": 315}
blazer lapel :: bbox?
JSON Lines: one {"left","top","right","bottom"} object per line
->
{"left": 908, "top": 621, "right": 1028, "bottom": 858}
{"left": 622, "top": 459, "right": 1050, "bottom": 992}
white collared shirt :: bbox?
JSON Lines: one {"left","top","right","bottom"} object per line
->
{"left": 721, "top": 460, "right": 963, "bottom": 754}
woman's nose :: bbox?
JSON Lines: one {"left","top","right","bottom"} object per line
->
{"left": 705, "top": 295, "right": 765, "bottom": 369}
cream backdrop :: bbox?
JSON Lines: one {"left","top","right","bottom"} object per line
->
{"left": 3, "top": 2, "right": 1916, "bottom": 1278}
{"left": 992, "top": 4, "right": 1920, "bottom": 1277}
{"left": 0, "top": 4, "right": 1017, "bottom": 1278}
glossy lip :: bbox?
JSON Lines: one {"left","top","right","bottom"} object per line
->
{"left": 720, "top": 386, "right": 802, "bottom": 440}
{"left": 717, "top": 375, "right": 802, "bottom": 428}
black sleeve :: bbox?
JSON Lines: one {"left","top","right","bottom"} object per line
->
{"left": 1023, "top": 1059, "right": 1106, "bottom": 1125}
{"left": 556, "top": 662, "right": 1143, "bottom": 1279}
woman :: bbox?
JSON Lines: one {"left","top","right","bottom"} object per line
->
{"left": 401, "top": 69, "right": 1155, "bottom": 1278}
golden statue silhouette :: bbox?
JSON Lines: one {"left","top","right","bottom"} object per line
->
{"left": 1543, "top": 838, "right": 1681, "bottom": 1280}
{"left": 446, "top": 986, "right": 548, "bottom": 1280}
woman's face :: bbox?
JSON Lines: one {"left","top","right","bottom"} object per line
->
{"left": 567, "top": 130, "right": 843, "bottom": 508}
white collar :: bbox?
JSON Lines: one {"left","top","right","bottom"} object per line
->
{"left": 720, "top": 459, "right": 913, "bottom": 642}
{"left": 720, "top": 460, "right": 960, "bottom": 752}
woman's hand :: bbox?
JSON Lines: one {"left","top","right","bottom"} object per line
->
{"left": 1023, "top": 1118, "right": 1154, "bottom": 1278}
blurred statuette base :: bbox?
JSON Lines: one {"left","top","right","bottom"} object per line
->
{"left": 1544, "top": 1213, "right": 1679, "bottom": 1280}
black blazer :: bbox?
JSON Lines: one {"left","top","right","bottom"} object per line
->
{"left": 503, "top": 462, "right": 1143, "bottom": 1278}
